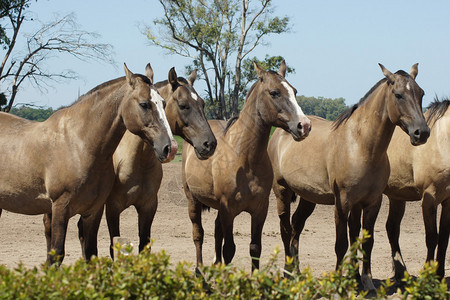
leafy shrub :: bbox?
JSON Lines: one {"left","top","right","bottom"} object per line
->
{"left": 0, "top": 234, "right": 447, "bottom": 299}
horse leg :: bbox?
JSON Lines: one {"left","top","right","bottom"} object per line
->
{"left": 250, "top": 200, "right": 269, "bottom": 270}
{"left": 43, "top": 213, "right": 52, "bottom": 254}
{"left": 274, "top": 181, "right": 295, "bottom": 270}
{"left": 187, "top": 195, "right": 204, "bottom": 272}
{"left": 219, "top": 202, "right": 236, "bottom": 265}
{"left": 348, "top": 206, "right": 362, "bottom": 280}
{"left": 290, "top": 198, "right": 316, "bottom": 272}
{"left": 78, "top": 207, "right": 104, "bottom": 261}
{"left": 422, "top": 193, "right": 438, "bottom": 263}
{"left": 334, "top": 187, "right": 350, "bottom": 270}
{"left": 48, "top": 201, "right": 70, "bottom": 264}
{"left": 214, "top": 211, "right": 223, "bottom": 264}
{"left": 436, "top": 199, "right": 450, "bottom": 278}
{"left": 385, "top": 197, "right": 407, "bottom": 281}
{"left": 136, "top": 194, "right": 158, "bottom": 253}
{"left": 360, "top": 198, "right": 382, "bottom": 292}
{"left": 105, "top": 201, "right": 121, "bottom": 259}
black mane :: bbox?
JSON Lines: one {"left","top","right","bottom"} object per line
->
{"left": 426, "top": 97, "right": 450, "bottom": 127}
{"left": 332, "top": 70, "right": 411, "bottom": 130}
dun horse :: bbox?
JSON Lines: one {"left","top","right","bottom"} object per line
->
{"left": 0, "top": 63, "right": 176, "bottom": 264}
{"left": 384, "top": 98, "right": 449, "bottom": 280}
{"left": 182, "top": 61, "right": 311, "bottom": 271}
{"left": 104, "top": 67, "right": 217, "bottom": 257}
{"left": 268, "top": 64, "right": 430, "bottom": 290}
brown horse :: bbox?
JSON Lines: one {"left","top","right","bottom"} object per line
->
{"left": 104, "top": 67, "right": 217, "bottom": 257}
{"left": 268, "top": 64, "right": 430, "bottom": 290}
{"left": 385, "top": 98, "right": 449, "bottom": 280}
{"left": 182, "top": 61, "right": 311, "bottom": 271}
{"left": 0, "top": 63, "right": 176, "bottom": 264}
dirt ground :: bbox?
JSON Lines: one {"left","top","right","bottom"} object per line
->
{"left": 0, "top": 162, "right": 448, "bottom": 286}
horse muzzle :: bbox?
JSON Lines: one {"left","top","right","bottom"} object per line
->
{"left": 288, "top": 116, "right": 312, "bottom": 141}
{"left": 194, "top": 138, "right": 217, "bottom": 160}
{"left": 161, "top": 139, "right": 178, "bottom": 163}
{"left": 409, "top": 126, "right": 430, "bottom": 146}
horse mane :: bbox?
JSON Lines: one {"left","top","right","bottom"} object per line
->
{"left": 426, "top": 97, "right": 450, "bottom": 127}
{"left": 223, "top": 80, "right": 260, "bottom": 134}
{"left": 224, "top": 116, "right": 239, "bottom": 133}
{"left": 57, "top": 74, "right": 152, "bottom": 112}
{"left": 154, "top": 77, "right": 189, "bottom": 89}
{"left": 332, "top": 70, "right": 411, "bottom": 130}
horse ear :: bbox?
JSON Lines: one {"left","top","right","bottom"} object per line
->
{"left": 124, "top": 63, "right": 135, "bottom": 87}
{"left": 145, "top": 63, "right": 154, "bottom": 84}
{"left": 278, "top": 60, "right": 286, "bottom": 77}
{"left": 254, "top": 62, "right": 265, "bottom": 80}
{"left": 409, "top": 63, "right": 419, "bottom": 80}
{"left": 379, "top": 63, "right": 395, "bottom": 84}
{"left": 168, "top": 67, "right": 178, "bottom": 89}
{"left": 188, "top": 69, "right": 197, "bottom": 86}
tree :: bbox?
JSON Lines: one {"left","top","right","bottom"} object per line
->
{"left": 296, "top": 96, "right": 348, "bottom": 121}
{"left": 0, "top": 0, "right": 115, "bottom": 112}
{"left": 146, "top": 0, "right": 290, "bottom": 119}
{"left": 9, "top": 104, "right": 53, "bottom": 121}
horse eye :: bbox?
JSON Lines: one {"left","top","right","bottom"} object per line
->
{"left": 139, "top": 102, "right": 150, "bottom": 110}
{"left": 179, "top": 104, "right": 190, "bottom": 110}
{"left": 395, "top": 93, "right": 402, "bottom": 100}
{"left": 269, "top": 90, "right": 280, "bottom": 98}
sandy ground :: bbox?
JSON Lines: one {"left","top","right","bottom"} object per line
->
{"left": 0, "top": 162, "right": 448, "bottom": 287}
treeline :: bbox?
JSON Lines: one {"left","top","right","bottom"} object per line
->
{"left": 9, "top": 106, "right": 55, "bottom": 122}
{"left": 8, "top": 96, "right": 348, "bottom": 122}
{"left": 297, "top": 96, "right": 348, "bottom": 121}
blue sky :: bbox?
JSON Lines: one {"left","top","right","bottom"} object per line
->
{"left": 12, "top": 0, "right": 450, "bottom": 109}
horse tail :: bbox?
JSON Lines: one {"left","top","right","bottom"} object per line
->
{"left": 201, "top": 204, "right": 211, "bottom": 212}
{"left": 290, "top": 192, "right": 297, "bottom": 203}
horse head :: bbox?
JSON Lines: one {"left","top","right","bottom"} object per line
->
{"left": 253, "top": 60, "right": 311, "bottom": 141}
{"left": 379, "top": 63, "right": 430, "bottom": 146}
{"left": 121, "top": 63, "right": 177, "bottom": 162}
{"left": 158, "top": 67, "right": 217, "bottom": 160}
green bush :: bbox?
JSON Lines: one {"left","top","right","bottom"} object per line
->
{"left": 0, "top": 234, "right": 447, "bottom": 299}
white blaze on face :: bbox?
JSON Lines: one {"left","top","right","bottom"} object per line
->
{"left": 281, "top": 81, "right": 305, "bottom": 117}
{"left": 190, "top": 92, "right": 198, "bottom": 101}
{"left": 150, "top": 88, "right": 174, "bottom": 140}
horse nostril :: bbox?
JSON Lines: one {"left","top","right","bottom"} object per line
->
{"left": 203, "top": 141, "right": 210, "bottom": 151}
{"left": 163, "top": 144, "right": 170, "bottom": 158}
{"left": 414, "top": 129, "right": 420, "bottom": 137}
{"left": 297, "top": 123, "right": 303, "bottom": 131}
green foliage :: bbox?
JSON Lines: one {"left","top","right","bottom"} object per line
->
{"left": 148, "top": 0, "right": 291, "bottom": 119}
{"left": 0, "top": 0, "right": 30, "bottom": 49}
{"left": 401, "top": 261, "right": 449, "bottom": 300}
{"left": 297, "top": 95, "right": 348, "bottom": 121}
{"left": 9, "top": 105, "right": 54, "bottom": 121}
{"left": 0, "top": 234, "right": 447, "bottom": 299}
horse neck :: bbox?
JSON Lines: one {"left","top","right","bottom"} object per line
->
{"left": 226, "top": 89, "right": 271, "bottom": 161}
{"left": 346, "top": 84, "right": 396, "bottom": 160}
{"left": 58, "top": 80, "right": 127, "bottom": 159}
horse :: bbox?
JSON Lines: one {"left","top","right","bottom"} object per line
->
{"left": 267, "top": 64, "right": 430, "bottom": 291}
{"left": 0, "top": 63, "right": 177, "bottom": 264}
{"left": 182, "top": 60, "right": 312, "bottom": 271}
{"left": 104, "top": 67, "right": 217, "bottom": 258}
{"left": 384, "top": 98, "right": 449, "bottom": 280}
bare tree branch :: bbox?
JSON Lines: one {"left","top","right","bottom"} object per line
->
{"left": 0, "top": 5, "right": 115, "bottom": 112}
